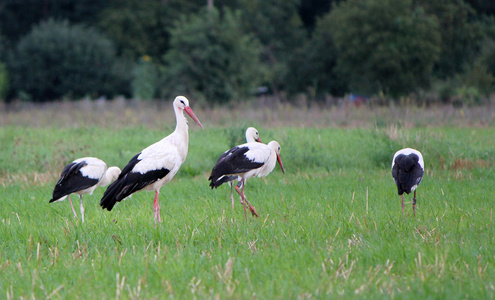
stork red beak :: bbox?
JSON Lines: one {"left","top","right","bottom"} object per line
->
{"left": 277, "top": 154, "right": 285, "bottom": 174}
{"left": 184, "top": 106, "right": 204, "bottom": 129}
{"left": 256, "top": 137, "right": 263, "bottom": 143}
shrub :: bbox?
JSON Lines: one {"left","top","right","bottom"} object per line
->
{"left": 161, "top": 8, "right": 265, "bottom": 104}
{"left": 284, "top": 12, "right": 347, "bottom": 100}
{"left": 0, "top": 61, "right": 8, "bottom": 100}
{"left": 8, "top": 19, "right": 122, "bottom": 102}
{"left": 329, "top": 0, "right": 441, "bottom": 97}
{"left": 132, "top": 55, "right": 157, "bottom": 100}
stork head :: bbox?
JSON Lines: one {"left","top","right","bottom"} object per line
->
{"left": 246, "top": 127, "right": 262, "bottom": 143}
{"left": 174, "top": 96, "right": 204, "bottom": 129}
{"left": 107, "top": 167, "right": 122, "bottom": 182}
{"left": 99, "top": 166, "right": 122, "bottom": 187}
{"left": 268, "top": 141, "right": 285, "bottom": 174}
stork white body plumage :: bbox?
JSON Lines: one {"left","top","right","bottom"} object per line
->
{"left": 219, "top": 127, "right": 263, "bottom": 210}
{"left": 209, "top": 140, "right": 285, "bottom": 220}
{"left": 391, "top": 148, "right": 424, "bottom": 216}
{"left": 100, "top": 96, "right": 203, "bottom": 224}
{"left": 50, "top": 157, "right": 121, "bottom": 222}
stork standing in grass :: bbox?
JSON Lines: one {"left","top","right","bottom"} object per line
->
{"left": 215, "top": 127, "right": 263, "bottom": 210}
{"left": 209, "top": 140, "right": 285, "bottom": 220}
{"left": 391, "top": 148, "right": 424, "bottom": 216}
{"left": 100, "top": 96, "right": 203, "bottom": 224}
{"left": 50, "top": 157, "right": 121, "bottom": 223}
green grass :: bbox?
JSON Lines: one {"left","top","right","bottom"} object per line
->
{"left": 1, "top": 124, "right": 495, "bottom": 299}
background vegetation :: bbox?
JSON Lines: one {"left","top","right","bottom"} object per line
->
{"left": 1, "top": 103, "right": 495, "bottom": 298}
{"left": 2, "top": 0, "right": 495, "bottom": 104}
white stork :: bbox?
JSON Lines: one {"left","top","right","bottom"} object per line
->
{"left": 209, "top": 140, "right": 285, "bottom": 220}
{"left": 215, "top": 127, "right": 263, "bottom": 210}
{"left": 391, "top": 148, "right": 424, "bottom": 216}
{"left": 100, "top": 96, "right": 203, "bottom": 224}
{"left": 245, "top": 127, "right": 262, "bottom": 144}
{"left": 49, "top": 157, "right": 121, "bottom": 223}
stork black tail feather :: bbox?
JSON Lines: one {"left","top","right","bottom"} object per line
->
{"left": 100, "top": 168, "right": 169, "bottom": 211}
{"left": 100, "top": 180, "right": 122, "bottom": 211}
{"left": 209, "top": 175, "right": 236, "bottom": 189}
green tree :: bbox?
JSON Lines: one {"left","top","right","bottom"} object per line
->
{"left": 239, "top": 0, "right": 306, "bottom": 98}
{"left": 329, "top": 0, "right": 441, "bottom": 97}
{"left": 474, "top": 40, "right": 495, "bottom": 94}
{"left": 132, "top": 56, "right": 157, "bottom": 100}
{"left": 417, "top": 0, "right": 484, "bottom": 79}
{"left": 161, "top": 7, "right": 264, "bottom": 103}
{"left": 0, "top": 0, "right": 109, "bottom": 44}
{"left": 285, "top": 13, "right": 347, "bottom": 100}
{"left": 98, "top": 0, "right": 204, "bottom": 60}
{"left": 8, "top": 19, "right": 123, "bottom": 102}
{"left": 0, "top": 61, "right": 8, "bottom": 100}
{"left": 0, "top": 33, "right": 7, "bottom": 100}
{"left": 465, "top": 0, "right": 495, "bottom": 16}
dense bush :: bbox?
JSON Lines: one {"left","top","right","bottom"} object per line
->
{"left": 285, "top": 12, "right": 347, "bottom": 100}
{"left": 98, "top": 0, "right": 196, "bottom": 60}
{"left": 161, "top": 8, "right": 265, "bottom": 103}
{"left": 1, "top": 0, "right": 495, "bottom": 103}
{"left": 417, "top": 0, "right": 485, "bottom": 79}
{"left": 7, "top": 19, "right": 125, "bottom": 102}
{"left": 329, "top": 0, "right": 441, "bottom": 98}
{"left": 132, "top": 56, "right": 157, "bottom": 100}
{"left": 0, "top": 61, "right": 8, "bottom": 100}
{"left": 238, "top": 0, "right": 306, "bottom": 97}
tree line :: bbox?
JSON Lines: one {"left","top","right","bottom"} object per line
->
{"left": 1, "top": 0, "right": 495, "bottom": 105}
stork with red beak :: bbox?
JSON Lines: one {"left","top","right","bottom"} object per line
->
{"left": 100, "top": 96, "right": 203, "bottom": 224}
{"left": 209, "top": 140, "right": 285, "bottom": 220}
{"left": 213, "top": 127, "right": 263, "bottom": 210}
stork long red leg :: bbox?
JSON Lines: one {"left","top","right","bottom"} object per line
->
{"left": 153, "top": 190, "right": 161, "bottom": 225}
{"left": 234, "top": 180, "right": 259, "bottom": 218}
{"left": 242, "top": 182, "right": 259, "bottom": 218}
{"left": 235, "top": 183, "right": 248, "bottom": 221}
{"left": 245, "top": 199, "right": 259, "bottom": 217}
{"left": 242, "top": 193, "right": 248, "bottom": 221}
{"left": 68, "top": 195, "right": 78, "bottom": 219}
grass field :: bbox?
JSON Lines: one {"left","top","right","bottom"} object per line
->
{"left": 1, "top": 100, "right": 495, "bottom": 299}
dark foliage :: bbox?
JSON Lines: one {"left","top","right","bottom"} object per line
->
{"left": 7, "top": 19, "right": 126, "bottom": 102}
{"left": 329, "top": 0, "right": 441, "bottom": 97}
{"left": 1, "top": 0, "right": 495, "bottom": 103}
{"left": 161, "top": 8, "right": 264, "bottom": 103}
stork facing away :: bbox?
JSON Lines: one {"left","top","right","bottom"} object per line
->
{"left": 391, "top": 148, "right": 424, "bottom": 216}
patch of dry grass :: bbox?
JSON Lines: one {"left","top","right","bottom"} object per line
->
{"left": 451, "top": 158, "right": 491, "bottom": 170}
{"left": 2, "top": 97, "right": 495, "bottom": 129}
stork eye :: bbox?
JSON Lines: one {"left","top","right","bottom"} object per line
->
{"left": 180, "top": 100, "right": 185, "bottom": 105}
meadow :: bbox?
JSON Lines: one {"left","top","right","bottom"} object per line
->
{"left": 1, "top": 99, "right": 495, "bottom": 299}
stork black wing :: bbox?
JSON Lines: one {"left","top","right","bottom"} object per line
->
{"left": 392, "top": 154, "right": 423, "bottom": 195}
{"left": 50, "top": 161, "right": 99, "bottom": 202}
{"left": 209, "top": 146, "right": 264, "bottom": 188}
{"left": 100, "top": 153, "right": 170, "bottom": 211}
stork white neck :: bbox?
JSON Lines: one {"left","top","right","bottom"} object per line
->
{"left": 98, "top": 166, "right": 121, "bottom": 187}
{"left": 174, "top": 103, "right": 189, "bottom": 146}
